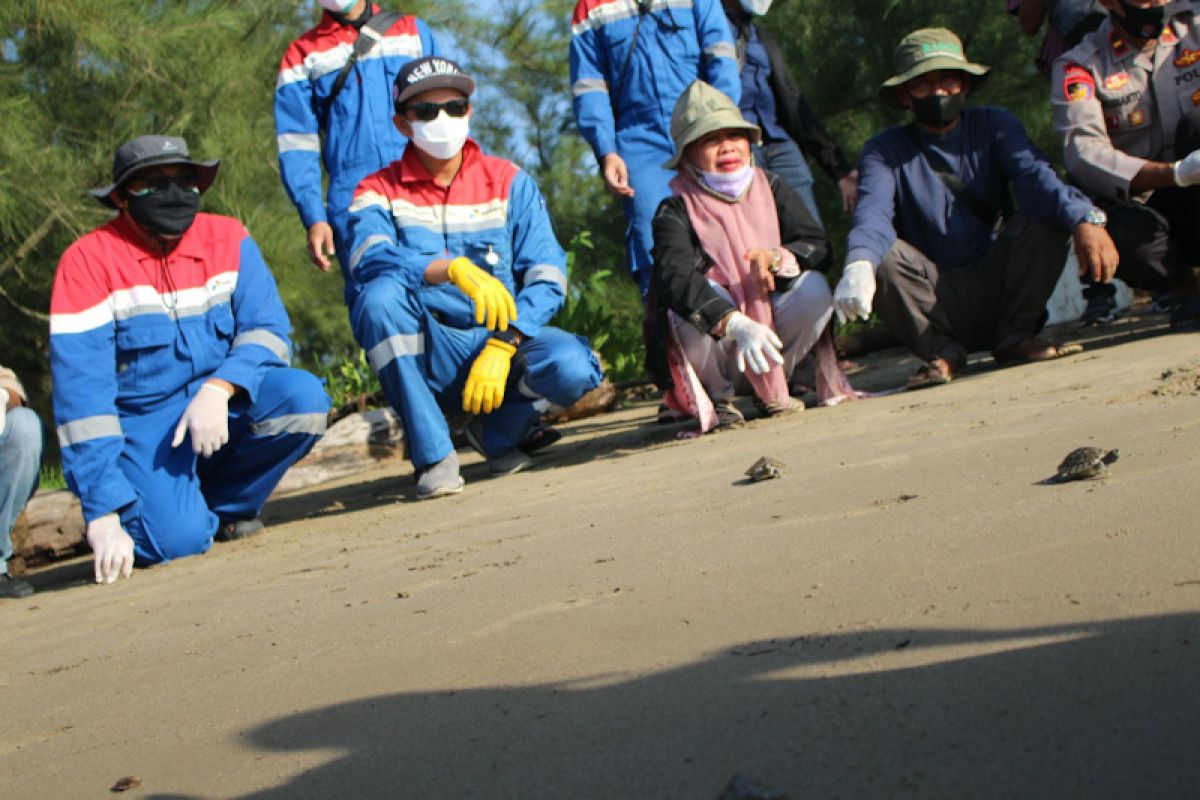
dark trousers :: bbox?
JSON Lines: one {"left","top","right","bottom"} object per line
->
{"left": 1085, "top": 185, "right": 1200, "bottom": 300}
{"left": 873, "top": 215, "right": 1068, "bottom": 365}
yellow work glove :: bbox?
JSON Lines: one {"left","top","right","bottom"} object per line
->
{"left": 462, "top": 337, "right": 517, "bottom": 414}
{"left": 446, "top": 256, "right": 518, "bottom": 332}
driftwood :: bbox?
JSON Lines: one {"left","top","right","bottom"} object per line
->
{"left": 543, "top": 379, "right": 618, "bottom": 423}
{"left": 14, "top": 491, "right": 88, "bottom": 570}
{"left": 271, "top": 407, "right": 405, "bottom": 495}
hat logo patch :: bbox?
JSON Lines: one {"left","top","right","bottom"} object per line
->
{"left": 408, "top": 58, "right": 460, "bottom": 84}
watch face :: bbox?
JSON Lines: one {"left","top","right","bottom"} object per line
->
{"left": 1085, "top": 209, "right": 1107, "bottom": 227}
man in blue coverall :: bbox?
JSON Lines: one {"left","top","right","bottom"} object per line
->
{"left": 569, "top": 0, "right": 742, "bottom": 295}
{"left": 51, "top": 136, "right": 330, "bottom": 584}
{"left": 345, "top": 57, "right": 603, "bottom": 499}
{"left": 831, "top": 28, "right": 1119, "bottom": 390}
{"left": 275, "top": 0, "right": 436, "bottom": 289}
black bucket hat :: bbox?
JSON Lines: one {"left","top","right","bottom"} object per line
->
{"left": 90, "top": 135, "right": 220, "bottom": 208}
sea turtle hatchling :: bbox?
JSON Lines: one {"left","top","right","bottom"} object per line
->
{"left": 745, "top": 457, "right": 785, "bottom": 482}
{"left": 1053, "top": 447, "right": 1118, "bottom": 482}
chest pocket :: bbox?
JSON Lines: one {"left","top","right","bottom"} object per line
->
{"left": 115, "top": 318, "right": 179, "bottom": 397}
{"left": 464, "top": 238, "right": 512, "bottom": 286}
{"left": 195, "top": 303, "right": 236, "bottom": 376}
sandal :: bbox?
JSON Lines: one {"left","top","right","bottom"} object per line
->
{"left": 713, "top": 399, "right": 745, "bottom": 429}
{"left": 656, "top": 403, "right": 693, "bottom": 424}
{"left": 754, "top": 396, "right": 804, "bottom": 417}
{"left": 906, "top": 358, "right": 955, "bottom": 390}
{"left": 518, "top": 424, "right": 561, "bottom": 455}
{"left": 993, "top": 338, "right": 1082, "bottom": 367}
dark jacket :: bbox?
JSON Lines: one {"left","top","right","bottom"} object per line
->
{"left": 646, "top": 171, "right": 830, "bottom": 387}
{"left": 734, "top": 21, "right": 852, "bottom": 182}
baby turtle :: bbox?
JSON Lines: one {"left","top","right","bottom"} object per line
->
{"left": 745, "top": 456, "right": 785, "bottom": 482}
{"left": 1053, "top": 447, "right": 1118, "bottom": 482}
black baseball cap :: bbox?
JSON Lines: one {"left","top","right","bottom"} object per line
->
{"left": 90, "top": 135, "right": 220, "bottom": 208}
{"left": 393, "top": 56, "right": 476, "bottom": 109}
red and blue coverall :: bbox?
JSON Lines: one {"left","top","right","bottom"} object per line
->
{"left": 345, "top": 141, "right": 603, "bottom": 469}
{"left": 50, "top": 214, "right": 330, "bottom": 564}
{"left": 569, "top": 0, "right": 741, "bottom": 292}
{"left": 275, "top": 6, "right": 437, "bottom": 295}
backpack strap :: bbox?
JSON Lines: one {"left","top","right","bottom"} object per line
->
{"left": 321, "top": 11, "right": 405, "bottom": 122}
{"left": 903, "top": 123, "right": 1004, "bottom": 229}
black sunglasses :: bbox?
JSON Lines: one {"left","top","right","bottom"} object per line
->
{"left": 401, "top": 99, "right": 470, "bottom": 122}
{"left": 125, "top": 172, "right": 201, "bottom": 197}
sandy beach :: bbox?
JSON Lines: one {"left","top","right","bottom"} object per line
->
{"left": 3, "top": 313, "right": 1199, "bottom": 799}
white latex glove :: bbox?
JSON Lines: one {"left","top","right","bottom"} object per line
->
{"left": 1174, "top": 149, "right": 1200, "bottom": 187}
{"left": 0, "top": 388, "right": 8, "bottom": 436}
{"left": 833, "top": 260, "right": 877, "bottom": 324}
{"left": 86, "top": 513, "right": 134, "bottom": 584}
{"left": 172, "top": 382, "right": 231, "bottom": 458}
{"left": 723, "top": 311, "right": 784, "bottom": 375}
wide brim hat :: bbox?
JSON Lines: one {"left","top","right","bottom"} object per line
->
{"left": 663, "top": 80, "right": 761, "bottom": 170}
{"left": 393, "top": 55, "right": 476, "bottom": 108}
{"left": 89, "top": 135, "right": 219, "bottom": 209}
{"left": 878, "top": 27, "right": 990, "bottom": 106}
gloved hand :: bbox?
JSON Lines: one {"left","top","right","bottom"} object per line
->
{"left": 172, "top": 382, "right": 231, "bottom": 458}
{"left": 723, "top": 311, "right": 784, "bottom": 375}
{"left": 0, "top": 388, "right": 8, "bottom": 436}
{"left": 833, "top": 260, "right": 877, "bottom": 324}
{"left": 447, "top": 256, "right": 518, "bottom": 332}
{"left": 462, "top": 337, "right": 517, "bottom": 414}
{"left": 1174, "top": 149, "right": 1200, "bottom": 187}
{"left": 87, "top": 513, "right": 134, "bottom": 584}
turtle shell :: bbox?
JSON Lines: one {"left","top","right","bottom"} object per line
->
{"left": 745, "top": 457, "right": 785, "bottom": 482}
{"left": 1055, "top": 447, "right": 1118, "bottom": 481}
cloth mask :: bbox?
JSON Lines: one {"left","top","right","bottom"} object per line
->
{"left": 738, "top": 0, "right": 774, "bottom": 15}
{"left": 911, "top": 92, "right": 965, "bottom": 129}
{"left": 1109, "top": 1, "right": 1166, "bottom": 39}
{"left": 320, "top": 0, "right": 357, "bottom": 12}
{"left": 698, "top": 164, "right": 755, "bottom": 200}
{"left": 124, "top": 183, "right": 201, "bottom": 237}
{"left": 410, "top": 110, "right": 471, "bottom": 160}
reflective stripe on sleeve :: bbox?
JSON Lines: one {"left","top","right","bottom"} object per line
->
{"left": 57, "top": 414, "right": 123, "bottom": 448}
{"left": 232, "top": 330, "right": 291, "bottom": 363}
{"left": 705, "top": 42, "right": 736, "bottom": 60}
{"left": 523, "top": 264, "right": 568, "bottom": 292}
{"left": 572, "top": 78, "right": 609, "bottom": 97}
{"left": 348, "top": 234, "right": 393, "bottom": 274}
{"left": 277, "top": 133, "right": 321, "bottom": 154}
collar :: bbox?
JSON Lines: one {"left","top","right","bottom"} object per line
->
{"left": 1107, "top": 17, "right": 1182, "bottom": 60}
{"left": 317, "top": 3, "right": 379, "bottom": 34}
{"left": 396, "top": 138, "right": 482, "bottom": 185}
{"left": 114, "top": 213, "right": 207, "bottom": 262}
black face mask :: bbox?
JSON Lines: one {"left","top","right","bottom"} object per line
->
{"left": 124, "top": 183, "right": 201, "bottom": 237}
{"left": 911, "top": 92, "right": 965, "bottom": 129}
{"left": 1109, "top": 1, "right": 1165, "bottom": 39}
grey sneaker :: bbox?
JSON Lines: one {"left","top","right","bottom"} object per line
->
{"left": 487, "top": 448, "right": 534, "bottom": 477}
{"left": 0, "top": 573, "right": 35, "bottom": 599}
{"left": 415, "top": 450, "right": 465, "bottom": 499}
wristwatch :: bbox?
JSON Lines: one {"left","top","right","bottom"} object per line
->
{"left": 1082, "top": 208, "right": 1107, "bottom": 228}
{"left": 767, "top": 248, "right": 782, "bottom": 274}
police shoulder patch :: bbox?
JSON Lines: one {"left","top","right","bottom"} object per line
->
{"left": 1176, "top": 48, "right": 1200, "bottom": 68}
{"left": 1062, "top": 65, "right": 1095, "bottom": 102}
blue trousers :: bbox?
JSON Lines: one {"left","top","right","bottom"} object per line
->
{"left": 752, "top": 138, "right": 823, "bottom": 228}
{"left": 619, "top": 126, "right": 679, "bottom": 295}
{"left": 0, "top": 407, "right": 43, "bottom": 573}
{"left": 118, "top": 368, "right": 329, "bottom": 565}
{"left": 351, "top": 274, "right": 603, "bottom": 469}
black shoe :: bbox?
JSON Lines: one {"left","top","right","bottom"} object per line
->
{"left": 518, "top": 424, "right": 561, "bottom": 455}
{"left": 1169, "top": 291, "right": 1200, "bottom": 329}
{"left": 0, "top": 572, "right": 35, "bottom": 599}
{"left": 1081, "top": 293, "right": 1119, "bottom": 325}
{"left": 215, "top": 518, "right": 265, "bottom": 542}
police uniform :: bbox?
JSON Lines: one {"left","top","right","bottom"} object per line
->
{"left": 1052, "top": 11, "right": 1200, "bottom": 295}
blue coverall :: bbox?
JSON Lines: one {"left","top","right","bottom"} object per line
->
{"left": 274, "top": 6, "right": 437, "bottom": 296}
{"left": 345, "top": 141, "right": 603, "bottom": 469}
{"left": 570, "top": 0, "right": 742, "bottom": 293}
{"left": 50, "top": 214, "right": 330, "bottom": 564}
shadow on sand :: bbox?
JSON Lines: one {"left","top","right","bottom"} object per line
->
{"left": 147, "top": 612, "right": 1200, "bottom": 799}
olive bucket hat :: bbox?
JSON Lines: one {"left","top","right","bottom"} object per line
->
{"left": 663, "top": 81, "right": 761, "bottom": 170}
{"left": 879, "top": 27, "right": 989, "bottom": 105}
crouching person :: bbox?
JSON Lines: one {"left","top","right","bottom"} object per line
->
{"left": 650, "top": 81, "right": 833, "bottom": 431}
{"left": 51, "top": 136, "right": 330, "bottom": 584}
{"left": 346, "top": 57, "right": 602, "bottom": 499}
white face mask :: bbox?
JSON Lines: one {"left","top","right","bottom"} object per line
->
{"left": 698, "top": 164, "right": 755, "bottom": 199}
{"left": 409, "top": 110, "right": 471, "bottom": 160}
{"left": 319, "top": 0, "right": 357, "bottom": 13}
{"left": 738, "top": 0, "right": 774, "bottom": 16}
